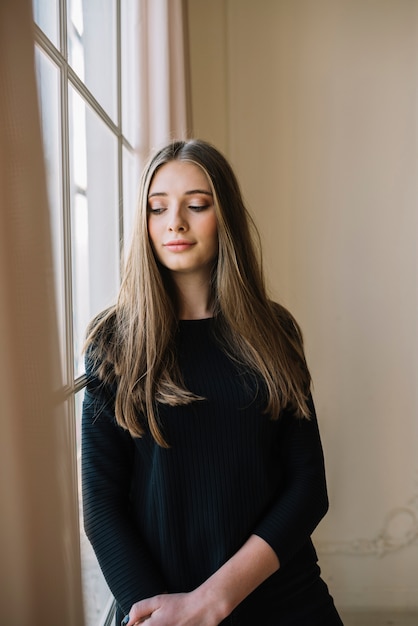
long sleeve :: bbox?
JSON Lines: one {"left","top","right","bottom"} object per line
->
{"left": 253, "top": 397, "right": 329, "bottom": 566}
{"left": 81, "top": 360, "right": 167, "bottom": 614}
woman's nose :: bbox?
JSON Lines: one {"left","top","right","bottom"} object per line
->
{"left": 168, "top": 208, "right": 188, "bottom": 232}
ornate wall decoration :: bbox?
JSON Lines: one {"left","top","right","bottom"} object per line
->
{"left": 317, "top": 492, "right": 418, "bottom": 557}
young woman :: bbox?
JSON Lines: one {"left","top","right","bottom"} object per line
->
{"left": 82, "top": 139, "right": 343, "bottom": 625}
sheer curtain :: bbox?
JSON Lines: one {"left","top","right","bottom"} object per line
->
{"left": 138, "top": 0, "right": 192, "bottom": 161}
{"left": 0, "top": 0, "right": 191, "bottom": 624}
{"left": 0, "top": 0, "right": 84, "bottom": 624}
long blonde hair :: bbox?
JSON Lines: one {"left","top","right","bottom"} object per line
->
{"left": 86, "top": 139, "right": 311, "bottom": 447}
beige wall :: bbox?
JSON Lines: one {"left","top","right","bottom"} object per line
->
{"left": 187, "top": 0, "right": 418, "bottom": 611}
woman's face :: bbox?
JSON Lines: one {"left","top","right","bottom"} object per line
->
{"left": 147, "top": 160, "right": 218, "bottom": 281}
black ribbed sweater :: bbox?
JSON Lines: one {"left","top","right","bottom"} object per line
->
{"left": 82, "top": 318, "right": 330, "bottom": 621}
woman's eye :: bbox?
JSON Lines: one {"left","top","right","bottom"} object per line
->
{"left": 148, "top": 207, "right": 166, "bottom": 214}
{"left": 189, "top": 205, "right": 209, "bottom": 212}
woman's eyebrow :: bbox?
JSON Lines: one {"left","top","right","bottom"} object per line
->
{"left": 148, "top": 189, "right": 213, "bottom": 199}
{"left": 185, "top": 189, "right": 213, "bottom": 197}
{"left": 148, "top": 191, "right": 168, "bottom": 199}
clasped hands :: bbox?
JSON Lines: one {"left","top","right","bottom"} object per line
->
{"left": 125, "top": 590, "right": 225, "bottom": 626}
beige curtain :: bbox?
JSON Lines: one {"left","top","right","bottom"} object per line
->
{"left": 0, "top": 0, "right": 192, "bottom": 624}
{"left": 138, "top": 0, "right": 192, "bottom": 160}
{"left": 0, "top": 1, "right": 84, "bottom": 624}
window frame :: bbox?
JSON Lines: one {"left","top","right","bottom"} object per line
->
{"left": 33, "top": 1, "right": 137, "bottom": 624}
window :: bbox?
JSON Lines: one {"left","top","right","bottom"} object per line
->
{"left": 33, "top": 1, "right": 139, "bottom": 624}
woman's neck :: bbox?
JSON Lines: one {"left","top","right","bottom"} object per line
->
{"left": 171, "top": 273, "right": 214, "bottom": 320}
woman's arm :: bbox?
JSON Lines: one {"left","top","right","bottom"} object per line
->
{"left": 253, "top": 397, "right": 329, "bottom": 566}
{"left": 82, "top": 360, "right": 167, "bottom": 615}
{"left": 126, "top": 534, "right": 279, "bottom": 626}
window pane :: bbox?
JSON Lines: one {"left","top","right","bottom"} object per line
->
{"left": 32, "top": 0, "right": 59, "bottom": 48}
{"left": 35, "top": 46, "right": 67, "bottom": 381}
{"left": 121, "top": 0, "right": 139, "bottom": 145}
{"left": 68, "top": 0, "right": 117, "bottom": 122}
{"left": 75, "top": 391, "right": 113, "bottom": 626}
{"left": 69, "top": 87, "right": 120, "bottom": 377}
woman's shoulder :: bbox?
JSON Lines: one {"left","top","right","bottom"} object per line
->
{"left": 85, "top": 306, "right": 118, "bottom": 382}
{"left": 268, "top": 300, "right": 303, "bottom": 339}
{"left": 87, "top": 306, "right": 117, "bottom": 338}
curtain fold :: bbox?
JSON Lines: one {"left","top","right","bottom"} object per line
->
{"left": 138, "top": 0, "right": 192, "bottom": 161}
{"left": 0, "top": 1, "right": 84, "bottom": 624}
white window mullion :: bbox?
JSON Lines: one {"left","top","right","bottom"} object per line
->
{"left": 116, "top": 0, "right": 124, "bottom": 268}
{"left": 61, "top": 42, "right": 75, "bottom": 392}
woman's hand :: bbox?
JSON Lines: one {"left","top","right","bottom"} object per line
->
{"left": 126, "top": 591, "right": 224, "bottom": 626}
{"left": 126, "top": 535, "right": 279, "bottom": 626}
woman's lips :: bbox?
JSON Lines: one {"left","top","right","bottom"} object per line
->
{"left": 163, "top": 240, "right": 195, "bottom": 252}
